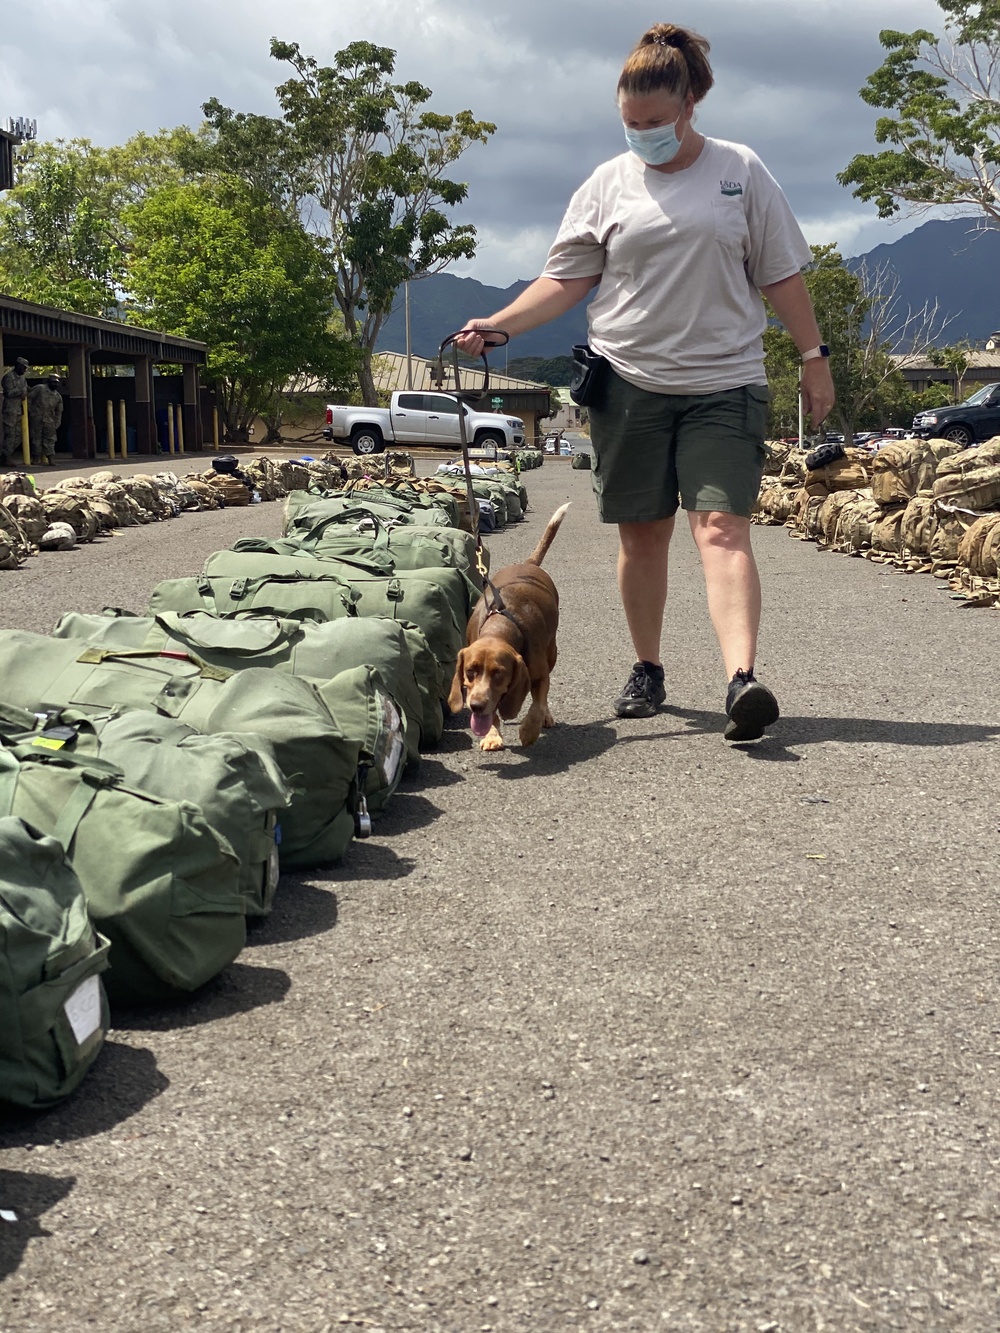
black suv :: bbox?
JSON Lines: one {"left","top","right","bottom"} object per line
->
{"left": 912, "top": 382, "right": 1000, "bottom": 446}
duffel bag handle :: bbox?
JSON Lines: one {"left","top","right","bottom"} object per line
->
{"left": 154, "top": 611, "right": 291, "bottom": 656}
{"left": 74, "top": 646, "right": 233, "bottom": 682}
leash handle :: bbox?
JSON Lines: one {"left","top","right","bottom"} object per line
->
{"left": 435, "top": 328, "right": 510, "bottom": 398}
{"left": 434, "top": 329, "right": 509, "bottom": 592}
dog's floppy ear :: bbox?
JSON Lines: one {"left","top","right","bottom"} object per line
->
{"left": 447, "top": 647, "right": 468, "bottom": 715}
{"left": 498, "top": 651, "right": 531, "bottom": 720}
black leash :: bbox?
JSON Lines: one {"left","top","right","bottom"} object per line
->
{"left": 436, "top": 329, "right": 511, "bottom": 616}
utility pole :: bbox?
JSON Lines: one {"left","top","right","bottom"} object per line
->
{"left": 405, "top": 279, "right": 413, "bottom": 391}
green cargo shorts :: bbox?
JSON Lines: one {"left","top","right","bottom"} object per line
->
{"left": 588, "top": 368, "right": 770, "bottom": 523}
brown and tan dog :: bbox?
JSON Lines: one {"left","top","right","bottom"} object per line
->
{"left": 448, "top": 503, "right": 569, "bottom": 751}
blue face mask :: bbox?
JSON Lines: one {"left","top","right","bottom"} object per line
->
{"left": 623, "top": 118, "right": 683, "bottom": 166}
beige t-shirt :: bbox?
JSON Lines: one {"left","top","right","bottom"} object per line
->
{"left": 541, "top": 137, "right": 812, "bottom": 394}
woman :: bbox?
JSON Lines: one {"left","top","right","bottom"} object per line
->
{"left": 457, "top": 23, "right": 834, "bottom": 741}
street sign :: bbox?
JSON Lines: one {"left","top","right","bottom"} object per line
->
{"left": 491, "top": 396, "right": 503, "bottom": 409}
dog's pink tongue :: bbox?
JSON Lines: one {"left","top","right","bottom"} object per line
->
{"left": 470, "top": 712, "right": 494, "bottom": 738}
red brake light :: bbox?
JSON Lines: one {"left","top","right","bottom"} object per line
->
{"left": 326, "top": 407, "right": 333, "bottom": 424}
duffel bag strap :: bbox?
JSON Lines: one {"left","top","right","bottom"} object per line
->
{"left": 0, "top": 747, "right": 20, "bottom": 816}
{"left": 52, "top": 779, "right": 101, "bottom": 855}
{"left": 74, "top": 646, "right": 232, "bottom": 682}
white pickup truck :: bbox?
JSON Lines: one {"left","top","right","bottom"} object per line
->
{"left": 323, "top": 390, "right": 527, "bottom": 455}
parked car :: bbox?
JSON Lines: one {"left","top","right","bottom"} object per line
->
{"left": 322, "top": 391, "right": 526, "bottom": 455}
{"left": 911, "top": 382, "right": 1000, "bottom": 446}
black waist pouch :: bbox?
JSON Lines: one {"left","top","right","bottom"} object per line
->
{"left": 569, "top": 344, "right": 609, "bottom": 408}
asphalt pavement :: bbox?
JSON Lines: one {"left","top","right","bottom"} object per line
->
{"left": 1, "top": 452, "right": 999, "bottom": 1331}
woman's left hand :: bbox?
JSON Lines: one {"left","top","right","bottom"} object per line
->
{"left": 801, "top": 358, "right": 835, "bottom": 427}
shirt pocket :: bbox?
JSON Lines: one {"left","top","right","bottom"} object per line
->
{"left": 712, "top": 198, "right": 749, "bottom": 256}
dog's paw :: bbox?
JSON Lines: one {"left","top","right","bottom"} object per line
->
{"left": 542, "top": 709, "right": 555, "bottom": 729}
{"left": 518, "top": 721, "right": 542, "bottom": 747}
{"left": 480, "top": 726, "right": 505, "bottom": 752}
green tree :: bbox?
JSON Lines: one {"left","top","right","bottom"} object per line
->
{"left": 180, "top": 101, "right": 308, "bottom": 214}
{"left": 263, "top": 39, "right": 496, "bottom": 405}
{"left": 126, "top": 183, "right": 356, "bottom": 440}
{"left": 0, "top": 131, "right": 193, "bottom": 315}
{"left": 764, "top": 244, "right": 950, "bottom": 439}
{"left": 912, "top": 380, "right": 956, "bottom": 410}
{"left": 0, "top": 141, "right": 122, "bottom": 314}
{"left": 838, "top": 1, "right": 1000, "bottom": 225}
{"left": 928, "top": 338, "right": 974, "bottom": 397}
{"left": 506, "top": 355, "right": 575, "bottom": 386}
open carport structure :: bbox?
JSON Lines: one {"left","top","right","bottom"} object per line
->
{"left": 0, "top": 294, "right": 208, "bottom": 459}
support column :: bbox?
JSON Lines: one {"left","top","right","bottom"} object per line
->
{"left": 134, "top": 356, "right": 155, "bottom": 455}
{"left": 182, "top": 362, "right": 203, "bottom": 451}
{"left": 84, "top": 351, "right": 96, "bottom": 457}
{"left": 67, "top": 346, "right": 91, "bottom": 460}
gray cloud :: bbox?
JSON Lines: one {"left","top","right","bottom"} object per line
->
{"left": 1, "top": 0, "right": 951, "bottom": 283}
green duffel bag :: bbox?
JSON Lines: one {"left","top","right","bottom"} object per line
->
{"left": 0, "top": 744, "right": 245, "bottom": 1005}
{"left": 0, "top": 816, "right": 111, "bottom": 1108}
{"left": 53, "top": 609, "right": 436, "bottom": 758}
{"left": 252, "top": 511, "right": 487, "bottom": 585}
{"left": 0, "top": 701, "right": 290, "bottom": 917}
{"left": 485, "top": 479, "right": 520, "bottom": 523}
{"left": 149, "top": 569, "right": 360, "bottom": 623}
{"left": 222, "top": 542, "right": 480, "bottom": 630}
{"left": 497, "top": 482, "right": 524, "bottom": 521}
{"left": 471, "top": 472, "right": 525, "bottom": 520}
{"left": 84, "top": 712, "right": 290, "bottom": 917}
{"left": 571, "top": 451, "right": 592, "bottom": 471}
{"left": 437, "top": 470, "right": 515, "bottom": 527}
{"left": 0, "top": 632, "right": 371, "bottom": 869}
{"left": 341, "top": 480, "right": 465, "bottom": 528}
{"left": 283, "top": 492, "right": 454, "bottom": 536}
{"left": 199, "top": 550, "right": 464, "bottom": 696}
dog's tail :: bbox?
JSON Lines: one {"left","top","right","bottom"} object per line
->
{"left": 526, "top": 502, "right": 570, "bottom": 567}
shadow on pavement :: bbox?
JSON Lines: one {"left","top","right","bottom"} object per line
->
{"left": 472, "top": 707, "right": 1000, "bottom": 774}
{"left": 374, "top": 792, "right": 443, "bottom": 836}
{"left": 246, "top": 881, "right": 338, "bottom": 947}
{"left": 112, "top": 961, "right": 291, "bottom": 1032}
{"left": 0, "top": 1170, "right": 76, "bottom": 1281}
{"left": 331, "top": 842, "right": 417, "bottom": 882}
{"left": 667, "top": 707, "right": 1000, "bottom": 750}
{"left": 0, "top": 1042, "right": 168, "bottom": 1148}
{"left": 481, "top": 720, "right": 620, "bottom": 776}
{"left": 401, "top": 756, "right": 463, "bottom": 789}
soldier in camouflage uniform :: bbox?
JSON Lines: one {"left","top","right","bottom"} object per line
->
{"left": 1, "top": 357, "right": 30, "bottom": 465}
{"left": 27, "top": 376, "right": 64, "bottom": 465}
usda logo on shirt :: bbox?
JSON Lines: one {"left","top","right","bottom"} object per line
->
{"left": 720, "top": 180, "right": 743, "bottom": 196}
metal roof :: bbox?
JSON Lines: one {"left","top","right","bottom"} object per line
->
{"left": 372, "top": 349, "right": 549, "bottom": 394}
{"left": 890, "top": 350, "right": 1000, "bottom": 371}
{"left": 1, "top": 293, "right": 207, "bottom": 365}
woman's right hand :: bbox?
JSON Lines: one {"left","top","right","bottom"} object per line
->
{"left": 454, "top": 322, "right": 498, "bottom": 357}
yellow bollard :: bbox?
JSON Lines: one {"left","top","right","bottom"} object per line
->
{"left": 20, "top": 397, "right": 30, "bottom": 468}
{"left": 119, "top": 400, "right": 127, "bottom": 460}
{"left": 106, "top": 399, "right": 116, "bottom": 459}
{"left": 166, "top": 404, "right": 175, "bottom": 455}
{"left": 212, "top": 406, "right": 220, "bottom": 452}
{"left": 176, "top": 404, "right": 185, "bottom": 455}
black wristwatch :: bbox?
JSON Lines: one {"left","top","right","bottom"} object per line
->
{"left": 801, "top": 344, "right": 830, "bottom": 362}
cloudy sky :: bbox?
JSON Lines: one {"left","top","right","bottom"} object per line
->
{"left": 2, "top": 0, "right": 953, "bottom": 288}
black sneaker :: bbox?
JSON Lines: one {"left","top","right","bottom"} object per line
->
{"left": 724, "top": 669, "right": 779, "bottom": 741}
{"left": 614, "top": 661, "right": 666, "bottom": 718}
